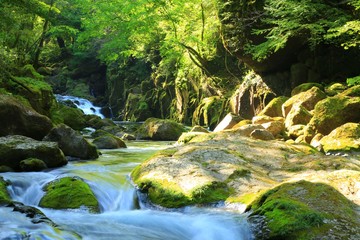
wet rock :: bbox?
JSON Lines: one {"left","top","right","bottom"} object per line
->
{"left": 39, "top": 176, "right": 100, "bottom": 213}
{"left": 44, "top": 124, "right": 98, "bottom": 160}
{"left": 0, "top": 135, "right": 67, "bottom": 170}
{"left": 250, "top": 129, "right": 275, "bottom": 141}
{"left": 93, "top": 134, "right": 127, "bottom": 149}
{"left": 319, "top": 123, "right": 360, "bottom": 153}
{"left": 136, "top": 118, "right": 187, "bottom": 141}
{"left": 19, "top": 158, "right": 47, "bottom": 172}
{"left": 213, "top": 113, "right": 243, "bottom": 132}
{"left": 0, "top": 94, "right": 53, "bottom": 140}
{"left": 11, "top": 202, "right": 56, "bottom": 226}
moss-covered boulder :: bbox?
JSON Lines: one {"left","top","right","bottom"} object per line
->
{"left": 319, "top": 123, "right": 360, "bottom": 153}
{"left": 43, "top": 124, "right": 98, "bottom": 160}
{"left": 258, "top": 96, "right": 289, "bottom": 117}
{"left": 39, "top": 177, "right": 99, "bottom": 213}
{"left": 136, "top": 118, "right": 187, "bottom": 141}
{"left": 5, "top": 74, "right": 56, "bottom": 117}
{"left": 0, "top": 135, "right": 67, "bottom": 171}
{"left": 248, "top": 181, "right": 359, "bottom": 240}
{"left": 51, "top": 104, "right": 86, "bottom": 131}
{"left": 93, "top": 135, "right": 127, "bottom": 149}
{"left": 19, "top": 158, "right": 47, "bottom": 172}
{"left": 0, "top": 177, "right": 11, "bottom": 205}
{"left": 284, "top": 104, "right": 312, "bottom": 129}
{"left": 282, "top": 86, "right": 327, "bottom": 117}
{"left": 291, "top": 83, "right": 323, "bottom": 96}
{"left": 0, "top": 94, "right": 53, "bottom": 140}
{"left": 304, "top": 95, "right": 360, "bottom": 142}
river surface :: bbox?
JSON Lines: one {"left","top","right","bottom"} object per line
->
{"left": 1, "top": 141, "right": 253, "bottom": 240}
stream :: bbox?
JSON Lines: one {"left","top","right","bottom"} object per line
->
{"left": 0, "top": 141, "right": 253, "bottom": 240}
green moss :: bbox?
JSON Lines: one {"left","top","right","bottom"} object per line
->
{"left": 140, "top": 179, "right": 192, "bottom": 208}
{"left": 0, "top": 177, "right": 11, "bottom": 205}
{"left": 249, "top": 181, "right": 359, "bottom": 239}
{"left": 51, "top": 104, "right": 86, "bottom": 130}
{"left": 22, "top": 64, "right": 44, "bottom": 81}
{"left": 39, "top": 177, "right": 99, "bottom": 213}
{"left": 191, "top": 181, "right": 230, "bottom": 204}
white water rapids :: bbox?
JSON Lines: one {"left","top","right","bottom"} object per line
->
{"left": 55, "top": 95, "right": 105, "bottom": 118}
{"left": 0, "top": 142, "right": 254, "bottom": 240}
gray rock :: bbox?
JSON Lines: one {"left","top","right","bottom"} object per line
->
{"left": 0, "top": 135, "right": 67, "bottom": 170}
{"left": 43, "top": 124, "right": 98, "bottom": 160}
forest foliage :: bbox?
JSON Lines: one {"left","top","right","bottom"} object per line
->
{"left": 0, "top": 0, "right": 359, "bottom": 122}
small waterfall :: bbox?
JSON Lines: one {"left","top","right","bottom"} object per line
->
{"left": 55, "top": 94, "right": 105, "bottom": 118}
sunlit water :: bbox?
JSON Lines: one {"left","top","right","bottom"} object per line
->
{"left": 1, "top": 141, "right": 253, "bottom": 240}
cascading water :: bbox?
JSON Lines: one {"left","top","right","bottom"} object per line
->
{"left": 0, "top": 141, "right": 254, "bottom": 240}
{"left": 55, "top": 94, "right": 105, "bottom": 118}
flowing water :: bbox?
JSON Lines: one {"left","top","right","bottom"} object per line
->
{"left": 0, "top": 141, "right": 253, "bottom": 240}
{"left": 55, "top": 95, "right": 105, "bottom": 118}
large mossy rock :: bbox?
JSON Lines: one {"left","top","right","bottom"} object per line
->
{"left": 0, "top": 177, "right": 11, "bottom": 205}
{"left": 39, "top": 177, "right": 100, "bottom": 213}
{"left": 124, "top": 93, "right": 152, "bottom": 122}
{"left": 131, "top": 129, "right": 360, "bottom": 209}
{"left": 304, "top": 95, "right": 360, "bottom": 142}
{"left": 248, "top": 181, "right": 360, "bottom": 240}
{"left": 319, "top": 123, "right": 360, "bottom": 153}
{"left": 43, "top": 124, "right": 98, "bottom": 160}
{"left": 93, "top": 134, "right": 127, "bottom": 149}
{"left": 5, "top": 73, "right": 56, "bottom": 117}
{"left": 51, "top": 104, "right": 86, "bottom": 131}
{"left": 0, "top": 135, "right": 67, "bottom": 171}
{"left": 0, "top": 94, "right": 53, "bottom": 140}
{"left": 136, "top": 118, "right": 187, "bottom": 141}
